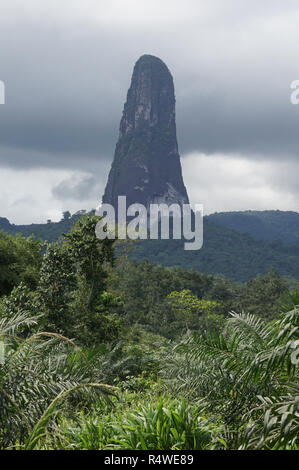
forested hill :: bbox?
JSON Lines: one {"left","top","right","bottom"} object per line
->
{"left": 132, "top": 219, "right": 299, "bottom": 282}
{"left": 0, "top": 215, "right": 80, "bottom": 242}
{"left": 207, "top": 210, "right": 299, "bottom": 245}
{"left": 1, "top": 211, "right": 299, "bottom": 282}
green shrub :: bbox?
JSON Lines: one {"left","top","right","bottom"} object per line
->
{"left": 47, "top": 395, "right": 225, "bottom": 450}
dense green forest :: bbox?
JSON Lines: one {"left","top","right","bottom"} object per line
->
{"left": 2, "top": 210, "right": 299, "bottom": 282}
{"left": 0, "top": 216, "right": 298, "bottom": 450}
{"left": 132, "top": 221, "right": 299, "bottom": 282}
{"left": 208, "top": 210, "right": 299, "bottom": 245}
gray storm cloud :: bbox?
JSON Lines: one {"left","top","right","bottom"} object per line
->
{"left": 0, "top": 0, "right": 299, "bottom": 166}
{"left": 0, "top": 0, "right": 298, "bottom": 222}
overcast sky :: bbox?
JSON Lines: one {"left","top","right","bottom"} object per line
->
{"left": 0, "top": 0, "right": 299, "bottom": 223}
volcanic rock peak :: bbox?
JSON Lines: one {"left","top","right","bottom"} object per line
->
{"left": 102, "top": 54, "right": 189, "bottom": 211}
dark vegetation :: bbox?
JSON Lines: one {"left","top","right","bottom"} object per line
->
{"left": 132, "top": 220, "right": 299, "bottom": 282}
{"left": 208, "top": 210, "right": 299, "bottom": 245}
{"left": 2, "top": 210, "right": 299, "bottom": 282}
{"left": 0, "top": 214, "right": 298, "bottom": 450}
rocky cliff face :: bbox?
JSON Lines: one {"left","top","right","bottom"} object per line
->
{"left": 102, "top": 55, "right": 189, "bottom": 211}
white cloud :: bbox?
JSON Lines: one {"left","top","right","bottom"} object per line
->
{"left": 1, "top": 152, "right": 298, "bottom": 224}
{"left": 0, "top": 168, "right": 105, "bottom": 224}
{"left": 1, "top": 0, "right": 299, "bottom": 222}
{"left": 182, "top": 152, "right": 299, "bottom": 214}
